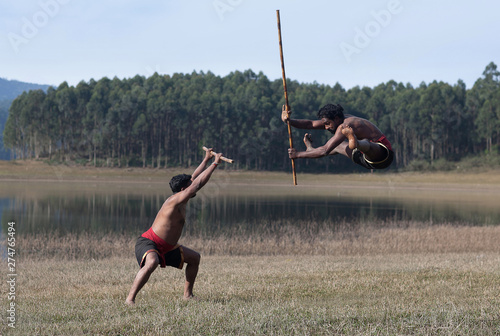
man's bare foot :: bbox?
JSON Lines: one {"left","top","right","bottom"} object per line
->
{"left": 183, "top": 295, "right": 199, "bottom": 301}
{"left": 303, "top": 133, "right": 314, "bottom": 151}
{"left": 341, "top": 126, "right": 358, "bottom": 150}
{"left": 125, "top": 299, "right": 135, "bottom": 306}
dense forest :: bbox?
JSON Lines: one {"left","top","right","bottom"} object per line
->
{"left": 3, "top": 63, "right": 500, "bottom": 172}
{"left": 0, "top": 100, "right": 11, "bottom": 159}
{"left": 0, "top": 78, "right": 50, "bottom": 159}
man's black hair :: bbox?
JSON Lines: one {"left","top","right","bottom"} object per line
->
{"left": 317, "top": 104, "right": 345, "bottom": 122}
{"left": 169, "top": 174, "right": 192, "bottom": 193}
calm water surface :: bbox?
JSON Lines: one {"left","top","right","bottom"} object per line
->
{"left": 1, "top": 180, "right": 499, "bottom": 236}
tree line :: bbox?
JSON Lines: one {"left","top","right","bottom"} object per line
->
{"left": 0, "top": 78, "right": 49, "bottom": 159}
{"left": 3, "top": 63, "right": 500, "bottom": 172}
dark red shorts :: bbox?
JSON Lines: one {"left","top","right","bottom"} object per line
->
{"left": 135, "top": 228, "right": 184, "bottom": 269}
{"left": 351, "top": 135, "right": 394, "bottom": 170}
{"left": 376, "top": 135, "right": 392, "bottom": 151}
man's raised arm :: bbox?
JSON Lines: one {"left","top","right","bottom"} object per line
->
{"left": 191, "top": 147, "right": 213, "bottom": 180}
{"left": 176, "top": 153, "right": 223, "bottom": 203}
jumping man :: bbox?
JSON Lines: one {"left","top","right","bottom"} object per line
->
{"left": 126, "top": 148, "right": 223, "bottom": 305}
{"left": 282, "top": 104, "right": 394, "bottom": 170}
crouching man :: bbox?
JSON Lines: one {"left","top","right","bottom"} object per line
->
{"left": 126, "top": 148, "right": 223, "bottom": 305}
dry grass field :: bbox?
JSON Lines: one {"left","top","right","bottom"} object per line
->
{"left": 1, "top": 160, "right": 500, "bottom": 335}
{"left": 1, "top": 222, "right": 499, "bottom": 335}
{"left": 1, "top": 252, "right": 499, "bottom": 335}
{"left": 13, "top": 220, "right": 500, "bottom": 260}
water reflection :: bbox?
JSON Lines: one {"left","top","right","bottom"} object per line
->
{"left": 190, "top": 193, "right": 500, "bottom": 233}
{"left": 1, "top": 181, "right": 499, "bottom": 236}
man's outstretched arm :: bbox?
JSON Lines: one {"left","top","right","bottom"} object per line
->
{"left": 288, "top": 119, "right": 326, "bottom": 130}
{"left": 289, "top": 126, "right": 345, "bottom": 159}
{"left": 281, "top": 106, "right": 325, "bottom": 130}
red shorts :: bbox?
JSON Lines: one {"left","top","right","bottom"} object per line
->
{"left": 352, "top": 134, "right": 394, "bottom": 170}
{"left": 135, "top": 227, "right": 184, "bottom": 268}
{"left": 375, "top": 135, "right": 392, "bottom": 151}
{"left": 141, "top": 227, "right": 176, "bottom": 255}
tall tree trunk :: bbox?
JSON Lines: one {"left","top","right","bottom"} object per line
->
{"left": 157, "top": 126, "right": 162, "bottom": 169}
{"left": 430, "top": 143, "right": 434, "bottom": 164}
{"left": 142, "top": 141, "right": 146, "bottom": 168}
{"left": 164, "top": 133, "right": 169, "bottom": 168}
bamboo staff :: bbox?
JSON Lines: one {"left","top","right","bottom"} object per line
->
{"left": 202, "top": 146, "right": 234, "bottom": 163}
{"left": 276, "top": 10, "right": 297, "bottom": 185}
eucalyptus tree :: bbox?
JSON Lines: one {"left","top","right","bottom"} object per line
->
{"left": 3, "top": 92, "right": 27, "bottom": 158}
{"left": 467, "top": 62, "right": 500, "bottom": 153}
{"left": 85, "top": 77, "right": 111, "bottom": 166}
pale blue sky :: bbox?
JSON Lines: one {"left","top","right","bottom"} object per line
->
{"left": 1, "top": 0, "right": 499, "bottom": 89}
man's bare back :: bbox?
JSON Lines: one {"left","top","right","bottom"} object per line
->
{"left": 151, "top": 196, "right": 187, "bottom": 246}
{"left": 342, "top": 115, "right": 384, "bottom": 142}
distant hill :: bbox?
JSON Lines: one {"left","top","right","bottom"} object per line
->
{"left": 0, "top": 77, "right": 51, "bottom": 101}
{"left": 0, "top": 78, "right": 51, "bottom": 159}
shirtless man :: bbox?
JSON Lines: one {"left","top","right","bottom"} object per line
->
{"left": 283, "top": 103, "right": 394, "bottom": 170}
{"left": 126, "top": 148, "right": 223, "bottom": 305}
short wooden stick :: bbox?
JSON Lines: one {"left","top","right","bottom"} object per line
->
{"left": 202, "top": 146, "right": 234, "bottom": 163}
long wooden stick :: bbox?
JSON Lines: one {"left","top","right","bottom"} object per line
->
{"left": 202, "top": 146, "right": 234, "bottom": 163}
{"left": 276, "top": 10, "right": 297, "bottom": 185}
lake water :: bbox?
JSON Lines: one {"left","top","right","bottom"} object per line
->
{"left": 1, "top": 179, "right": 499, "bottom": 236}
